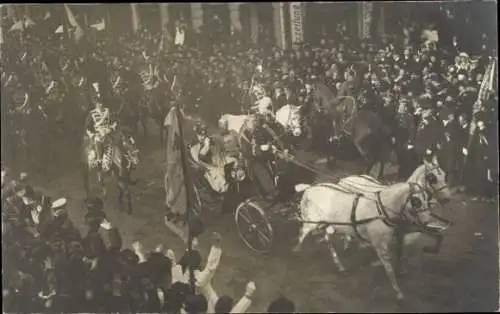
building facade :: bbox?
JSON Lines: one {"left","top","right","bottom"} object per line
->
{"left": 100, "top": 3, "right": 384, "bottom": 49}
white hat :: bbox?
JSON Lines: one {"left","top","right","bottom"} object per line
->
{"left": 51, "top": 198, "right": 67, "bottom": 210}
{"left": 92, "top": 82, "right": 100, "bottom": 94}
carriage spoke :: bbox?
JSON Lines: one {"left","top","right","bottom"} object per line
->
{"left": 238, "top": 210, "right": 253, "bottom": 225}
{"left": 236, "top": 202, "right": 273, "bottom": 252}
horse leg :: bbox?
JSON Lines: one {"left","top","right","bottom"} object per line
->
{"left": 126, "top": 186, "right": 133, "bottom": 215}
{"left": 99, "top": 172, "right": 107, "bottom": 200}
{"left": 394, "top": 227, "right": 407, "bottom": 276}
{"left": 371, "top": 231, "right": 404, "bottom": 300}
{"left": 423, "top": 233, "right": 443, "bottom": 254}
{"left": 158, "top": 118, "right": 164, "bottom": 145}
{"left": 83, "top": 165, "right": 90, "bottom": 197}
{"left": 377, "top": 158, "right": 385, "bottom": 180}
{"left": 293, "top": 222, "right": 316, "bottom": 252}
{"left": 325, "top": 230, "right": 346, "bottom": 273}
{"left": 117, "top": 181, "right": 124, "bottom": 212}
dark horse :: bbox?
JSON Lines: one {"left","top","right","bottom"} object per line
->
{"left": 82, "top": 127, "right": 140, "bottom": 214}
{"left": 347, "top": 108, "right": 394, "bottom": 179}
{"left": 313, "top": 82, "right": 395, "bottom": 179}
{"left": 137, "top": 82, "right": 171, "bottom": 144}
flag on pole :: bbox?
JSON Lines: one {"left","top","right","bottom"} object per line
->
{"left": 90, "top": 19, "right": 106, "bottom": 31}
{"left": 9, "top": 20, "right": 24, "bottom": 32}
{"left": 164, "top": 106, "right": 189, "bottom": 217}
{"left": 24, "top": 16, "right": 35, "bottom": 28}
{"left": 164, "top": 104, "right": 200, "bottom": 295}
{"left": 64, "top": 4, "right": 83, "bottom": 42}
{"left": 55, "top": 25, "right": 64, "bottom": 34}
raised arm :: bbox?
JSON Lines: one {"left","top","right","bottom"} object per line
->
{"left": 195, "top": 232, "right": 222, "bottom": 288}
{"left": 230, "top": 282, "right": 256, "bottom": 313}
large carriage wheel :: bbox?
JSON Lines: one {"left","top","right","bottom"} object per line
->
{"left": 235, "top": 198, "right": 274, "bottom": 253}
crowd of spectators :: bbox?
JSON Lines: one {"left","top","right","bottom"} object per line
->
{"left": 2, "top": 13, "right": 497, "bottom": 197}
{"left": 2, "top": 169, "right": 299, "bottom": 313}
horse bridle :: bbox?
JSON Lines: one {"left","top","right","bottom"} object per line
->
{"left": 421, "top": 163, "right": 449, "bottom": 196}
{"left": 375, "top": 182, "right": 431, "bottom": 228}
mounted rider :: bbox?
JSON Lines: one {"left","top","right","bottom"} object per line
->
{"left": 85, "top": 82, "right": 118, "bottom": 172}
{"left": 251, "top": 84, "right": 274, "bottom": 116}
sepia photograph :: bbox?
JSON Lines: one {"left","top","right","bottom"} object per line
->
{"left": 1, "top": 2, "right": 498, "bottom": 313}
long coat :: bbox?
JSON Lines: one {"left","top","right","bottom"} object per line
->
{"left": 437, "top": 119, "right": 462, "bottom": 185}
{"left": 414, "top": 116, "right": 444, "bottom": 160}
{"left": 463, "top": 128, "right": 497, "bottom": 196}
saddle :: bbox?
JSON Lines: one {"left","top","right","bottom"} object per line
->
{"left": 338, "top": 175, "right": 387, "bottom": 197}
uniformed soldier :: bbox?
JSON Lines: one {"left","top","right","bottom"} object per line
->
{"left": 437, "top": 103, "right": 461, "bottom": 186}
{"left": 85, "top": 83, "right": 117, "bottom": 172}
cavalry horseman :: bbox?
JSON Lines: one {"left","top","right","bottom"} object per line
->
{"left": 85, "top": 82, "right": 118, "bottom": 172}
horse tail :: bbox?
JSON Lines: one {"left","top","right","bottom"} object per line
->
{"left": 295, "top": 183, "right": 311, "bottom": 193}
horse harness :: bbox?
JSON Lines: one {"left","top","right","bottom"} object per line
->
{"left": 311, "top": 182, "right": 427, "bottom": 243}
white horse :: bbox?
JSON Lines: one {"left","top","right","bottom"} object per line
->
{"left": 293, "top": 181, "right": 449, "bottom": 300}
{"left": 338, "top": 155, "right": 453, "bottom": 250}
{"left": 218, "top": 114, "right": 253, "bottom": 134}
{"left": 219, "top": 107, "right": 302, "bottom": 138}
{"left": 275, "top": 105, "right": 302, "bottom": 137}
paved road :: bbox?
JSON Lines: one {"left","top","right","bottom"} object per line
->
{"left": 27, "top": 117, "right": 499, "bottom": 312}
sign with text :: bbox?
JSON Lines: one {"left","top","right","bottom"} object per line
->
{"left": 289, "top": 2, "right": 304, "bottom": 44}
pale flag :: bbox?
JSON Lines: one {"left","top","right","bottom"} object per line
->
{"left": 9, "top": 20, "right": 24, "bottom": 32}
{"left": 164, "top": 106, "right": 189, "bottom": 216}
{"left": 90, "top": 19, "right": 106, "bottom": 31}
{"left": 64, "top": 4, "right": 83, "bottom": 42}
{"left": 55, "top": 25, "right": 64, "bottom": 34}
{"left": 24, "top": 16, "right": 35, "bottom": 28}
{"left": 174, "top": 26, "right": 185, "bottom": 46}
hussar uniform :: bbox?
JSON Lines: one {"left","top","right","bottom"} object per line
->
{"left": 86, "top": 83, "right": 117, "bottom": 172}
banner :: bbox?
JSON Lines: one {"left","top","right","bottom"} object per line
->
{"left": 360, "top": 2, "right": 373, "bottom": 39}
{"left": 289, "top": 2, "right": 304, "bottom": 44}
{"left": 164, "top": 106, "right": 190, "bottom": 217}
{"left": 64, "top": 4, "right": 84, "bottom": 42}
{"left": 131, "top": 3, "right": 140, "bottom": 33}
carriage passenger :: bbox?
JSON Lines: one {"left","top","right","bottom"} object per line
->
{"left": 193, "top": 123, "right": 213, "bottom": 165}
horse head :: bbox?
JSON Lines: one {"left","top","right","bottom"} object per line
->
{"left": 381, "top": 182, "right": 449, "bottom": 234}
{"left": 276, "top": 105, "right": 303, "bottom": 137}
{"left": 403, "top": 183, "right": 450, "bottom": 234}
{"left": 119, "top": 129, "right": 140, "bottom": 167}
{"left": 408, "top": 155, "right": 453, "bottom": 204}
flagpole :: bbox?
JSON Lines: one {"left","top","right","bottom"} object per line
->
{"left": 172, "top": 85, "right": 196, "bottom": 295}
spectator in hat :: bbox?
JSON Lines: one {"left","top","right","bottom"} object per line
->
{"left": 394, "top": 97, "right": 418, "bottom": 179}
{"left": 437, "top": 103, "right": 462, "bottom": 186}
{"left": 462, "top": 110, "right": 497, "bottom": 197}
{"left": 414, "top": 98, "right": 443, "bottom": 165}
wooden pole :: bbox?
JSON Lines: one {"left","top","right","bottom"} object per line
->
{"left": 174, "top": 103, "right": 196, "bottom": 295}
